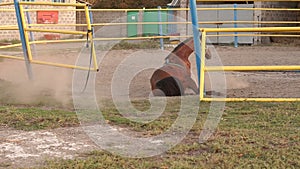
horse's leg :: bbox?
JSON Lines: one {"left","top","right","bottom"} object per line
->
{"left": 156, "top": 77, "right": 183, "bottom": 96}
{"left": 205, "top": 47, "right": 212, "bottom": 59}
{"left": 150, "top": 79, "right": 163, "bottom": 96}
{"left": 150, "top": 79, "right": 156, "bottom": 91}
{"left": 151, "top": 89, "right": 166, "bottom": 97}
{"left": 186, "top": 77, "right": 199, "bottom": 94}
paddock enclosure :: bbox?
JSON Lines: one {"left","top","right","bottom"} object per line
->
{"left": 0, "top": 0, "right": 300, "bottom": 167}
{"left": 0, "top": 0, "right": 299, "bottom": 103}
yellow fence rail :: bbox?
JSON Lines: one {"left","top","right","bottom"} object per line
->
{"left": 22, "top": 7, "right": 300, "bottom": 12}
{"left": 0, "top": 2, "right": 14, "bottom": 6}
{"left": 197, "top": 0, "right": 300, "bottom": 1}
{"left": 24, "top": 21, "right": 300, "bottom": 28}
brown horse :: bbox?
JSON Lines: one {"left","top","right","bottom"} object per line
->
{"left": 150, "top": 37, "right": 211, "bottom": 96}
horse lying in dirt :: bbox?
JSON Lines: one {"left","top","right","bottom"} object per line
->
{"left": 150, "top": 37, "right": 211, "bottom": 96}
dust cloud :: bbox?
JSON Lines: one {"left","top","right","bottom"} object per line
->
{"left": 0, "top": 59, "right": 74, "bottom": 108}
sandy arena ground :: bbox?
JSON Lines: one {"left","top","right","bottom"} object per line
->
{"left": 1, "top": 43, "right": 300, "bottom": 104}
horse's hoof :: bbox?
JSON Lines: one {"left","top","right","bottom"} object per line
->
{"left": 151, "top": 89, "right": 166, "bottom": 97}
{"left": 206, "top": 91, "right": 223, "bottom": 96}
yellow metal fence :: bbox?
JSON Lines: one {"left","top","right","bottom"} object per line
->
{"left": 199, "top": 27, "right": 300, "bottom": 102}
{"left": 0, "top": 1, "right": 98, "bottom": 71}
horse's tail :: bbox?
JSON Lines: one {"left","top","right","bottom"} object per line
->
{"left": 155, "top": 76, "right": 184, "bottom": 96}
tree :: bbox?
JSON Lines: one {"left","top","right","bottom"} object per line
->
{"left": 93, "top": 0, "right": 171, "bottom": 9}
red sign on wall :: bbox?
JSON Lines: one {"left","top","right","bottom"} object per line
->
{"left": 37, "top": 11, "right": 58, "bottom": 24}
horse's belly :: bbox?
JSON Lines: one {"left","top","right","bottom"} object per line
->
{"left": 150, "top": 66, "right": 190, "bottom": 88}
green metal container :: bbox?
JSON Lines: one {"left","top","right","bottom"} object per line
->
{"left": 142, "top": 11, "right": 168, "bottom": 36}
{"left": 127, "top": 11, "right": 138, "bottom": 37}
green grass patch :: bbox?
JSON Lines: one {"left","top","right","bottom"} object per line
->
{"left": 0, "top": 106, "right": 79, "bottom": 131}
{"left": 0, "top": 39, "right": 21, "bottom": 45}
{"left": 0, "top": 39, "right": 22, "bottom": 52}
{"left": 98, "top": 98, "right": 204, "bottom": 135}
{"left": 96, "top": 39, "right": 160, "bottom": 50}
{"left": 112, "top": 40, "right": 160, "bottom": 50}
{"left": 1, "top": 101, "right": 300, "bottom": 168}
{"left": 43, "top": 101, "right": 300, "bottom": 168}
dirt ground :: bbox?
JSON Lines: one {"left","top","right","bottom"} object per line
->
{"left": 1, "top": 43, "right": 300, "bottom": 168}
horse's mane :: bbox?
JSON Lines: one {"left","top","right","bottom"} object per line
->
{"left": 165, "top": 37, "right": 194, "bottom": 60}
{"left": 172, "top": 37, "right": 194, "bottom": 53}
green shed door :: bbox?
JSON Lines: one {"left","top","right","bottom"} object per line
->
{"left": 127, "top": 11, "right": 138, "bottom": 37}
{"left": 143, "top": 11, "right": 167, "bottom": 36}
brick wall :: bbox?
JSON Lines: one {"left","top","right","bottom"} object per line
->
{"left": 257, "top": 2, "right": 300, "bottom": 43}
{"left": 180, "top": 1, "right": 300, "bottom": 44}
{"left": 76, "top": 10, "right": 126, "bottom": 32}
{"left": 77, "top": 10, "right": 144, "bottom": 38}
{"left": 0, "top": 0, "right": 19, "bottom": 41}
{"left": 0, "top": 0, "right": 76, "bottom": 41}
{"left": 260, "top": 2, "right": 299, "bottom": 27}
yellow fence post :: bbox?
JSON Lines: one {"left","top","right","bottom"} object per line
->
{"left": 84, "top": 5, "right": 98, "bottom": 71}
{"left": 19, "top": 4, "right": 33, "bottom": 61}
{"left": 199, "top": 31, "right": 207, "bottom": 101}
